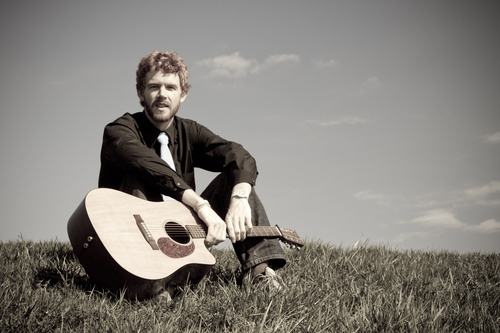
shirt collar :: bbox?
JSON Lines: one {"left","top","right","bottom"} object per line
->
{"left": 137, "top": 111, "right": 177, "bottom": 147}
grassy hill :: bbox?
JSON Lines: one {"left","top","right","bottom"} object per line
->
{"left": 1, "top": 239, "right": 499, "bottom": 332}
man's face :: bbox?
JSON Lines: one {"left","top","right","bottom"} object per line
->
{"left": 139, "top": 70, "right": 187, "bottom": 127}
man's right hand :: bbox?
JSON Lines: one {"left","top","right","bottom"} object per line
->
{"left": 181, "top": 189, "right": 227, "bottom": 247}
{"left": 197, "top": 205, "right": 227, "bottom": 247}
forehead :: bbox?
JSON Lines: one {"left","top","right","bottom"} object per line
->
{"left": 144, "top": 70, "right": 180, "bottom": 86}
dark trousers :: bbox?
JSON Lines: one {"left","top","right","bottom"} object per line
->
{"left": 200, "top": 171, "right": 286, "bottom": 272}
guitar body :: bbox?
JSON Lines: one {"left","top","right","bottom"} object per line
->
{"left": 67, "top": 188, "right": 215, "bottom": 300}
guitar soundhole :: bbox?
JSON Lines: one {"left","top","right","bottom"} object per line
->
{"left": 164, "top": 221, "right": 190, "bottom": 244}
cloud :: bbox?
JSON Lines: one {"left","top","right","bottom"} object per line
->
{"left": 367, "top": 180, "right": 500, "bottom": 210}
{"left": 461, "top": 181, "right": 500, "bottom": 206}
{"left": 405, "top": 209, "right": 500, "bottom": 233}
{"left": 355, "top": 190, "right": 391, "bottom": 206}
{"left": 408, "top": 209, "right": 465, "bottom": 229}
{"left": 196, "top": 52, "right": 300, "bottom": 78}
{"left": 343, "top": 76, "right": 382, "bottom": 97}
{"left": 463, "top": 180, "right": 500, "bottom": 198}
{"left": 196, "top": 52, "right": 256, "bottom": 78}
{"left": 477, "top": 199, "right": 500, "bottom": 207}
{"left": 483, "top": 131, "right": 500, "bottom": 144}
{"left": 262, "top": 54, "right": 300, "bottom": 68}
{"left": 308, "top": 116, "right": 369, "bottom": 127}
{"left": 313, "top": 58, "right": 339, "bottom": 69}
{"left": 362, "top": 76, "right": 382, "bottom": 90}
{"left": 473, "top": 219, "right": 500, "bottom": 232}
{"left": 358, "top": 182, "right": 500, "bottom": 245}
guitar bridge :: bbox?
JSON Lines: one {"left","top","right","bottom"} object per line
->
{"left": 134, "top": 214, "right": 159, "bottom": 250}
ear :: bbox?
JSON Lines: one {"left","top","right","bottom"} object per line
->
{"left": 137, "top": 89, "right": 145, "bottom": 102}
{"left": 180, "top": 92, "right": 188, "bottom": 103}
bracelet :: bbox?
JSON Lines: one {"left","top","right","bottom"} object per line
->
{"left": 194, "top": 200, "right": 211, "bottom": 213}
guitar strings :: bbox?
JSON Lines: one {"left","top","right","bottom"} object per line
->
{"left": 144, "top": 226, "right": 274, "bottom": 233}
{"left": 141, "top": 226, "right": 279, "bottom": 238}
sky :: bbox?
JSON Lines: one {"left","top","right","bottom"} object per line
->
{"left": 1, "top": 0, "right": 499, "bottom": 253}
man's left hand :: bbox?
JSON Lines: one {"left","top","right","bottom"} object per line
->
{"left": 225, "top": 196, "right": 252, "bottom": 243}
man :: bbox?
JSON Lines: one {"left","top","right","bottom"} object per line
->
{"left": 98, "top": 50, "right": 286, "bottom": 299}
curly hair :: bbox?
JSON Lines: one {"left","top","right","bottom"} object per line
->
{"left": 136, "top": 51, "right": 191, "bottom": 106}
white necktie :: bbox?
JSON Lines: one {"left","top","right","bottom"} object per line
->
{"left": 158, "top": 132, "right": 175, "bottom": 201}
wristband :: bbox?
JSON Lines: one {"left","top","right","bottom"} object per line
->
{"left": 195, "top": 200, "right": 211, "bottom": 213}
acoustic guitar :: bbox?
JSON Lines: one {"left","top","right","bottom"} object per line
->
{"left": 67, "top": 188, "right": 303, "bottom": 300}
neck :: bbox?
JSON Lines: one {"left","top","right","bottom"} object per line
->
{"left": 185, "top": 224, "right": 282, "bottom": 239}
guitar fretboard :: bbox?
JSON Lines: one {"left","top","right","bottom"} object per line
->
{"left": 185, "top": 224, "right": 282, "bottom": 240}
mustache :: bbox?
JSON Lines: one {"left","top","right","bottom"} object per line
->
{"left": 153, "top": 97, "right": 169, "bottom": 105}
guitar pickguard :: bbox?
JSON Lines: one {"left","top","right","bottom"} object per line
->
{"left": 157, "top": 237, "right": 195, "bottom": 258}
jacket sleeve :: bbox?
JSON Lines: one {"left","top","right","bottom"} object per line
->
{"left": 187, "top": 120, "right": 258, "bottom": 186}
{"left": 100, "top": 118, "right": 190, "bottom": 200}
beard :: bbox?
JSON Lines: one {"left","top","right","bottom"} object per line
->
{"left": 144, "top": 98, "right": 181, "bottom": 124}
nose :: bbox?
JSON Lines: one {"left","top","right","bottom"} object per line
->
{"left": 157, "top": 86, "right": 167, "bottom": 99}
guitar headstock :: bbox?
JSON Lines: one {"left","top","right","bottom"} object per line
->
{"left": 276, "top": 226, "right": 304, "bottom": 249}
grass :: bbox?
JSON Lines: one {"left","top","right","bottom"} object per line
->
{"left": 1, "top": 238, "right": 499, "bottom": 332}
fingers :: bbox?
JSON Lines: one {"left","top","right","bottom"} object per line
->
{"left": 198, "top": 198, "right": 253, "bottom": 246}
{"left": 226, "top": 202, "right": 252, "bottom": 243}
{"left": 244, "top": 209, "right": 253, "bottom": 232}
{"left": 197, "top": 206, "right": 226, "bottom": 247}
{"left": 226, "top": 215, "right": 246, "bottom": 243}
{"left": 226, "top": 222, "right": 236, "bottom": 244}
{"left": 204, "top": 221, "right": 226, "bottom": 247}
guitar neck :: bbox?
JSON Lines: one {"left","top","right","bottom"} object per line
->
{"left": 185, "top": 225, "right": 282, "bottom": 240}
